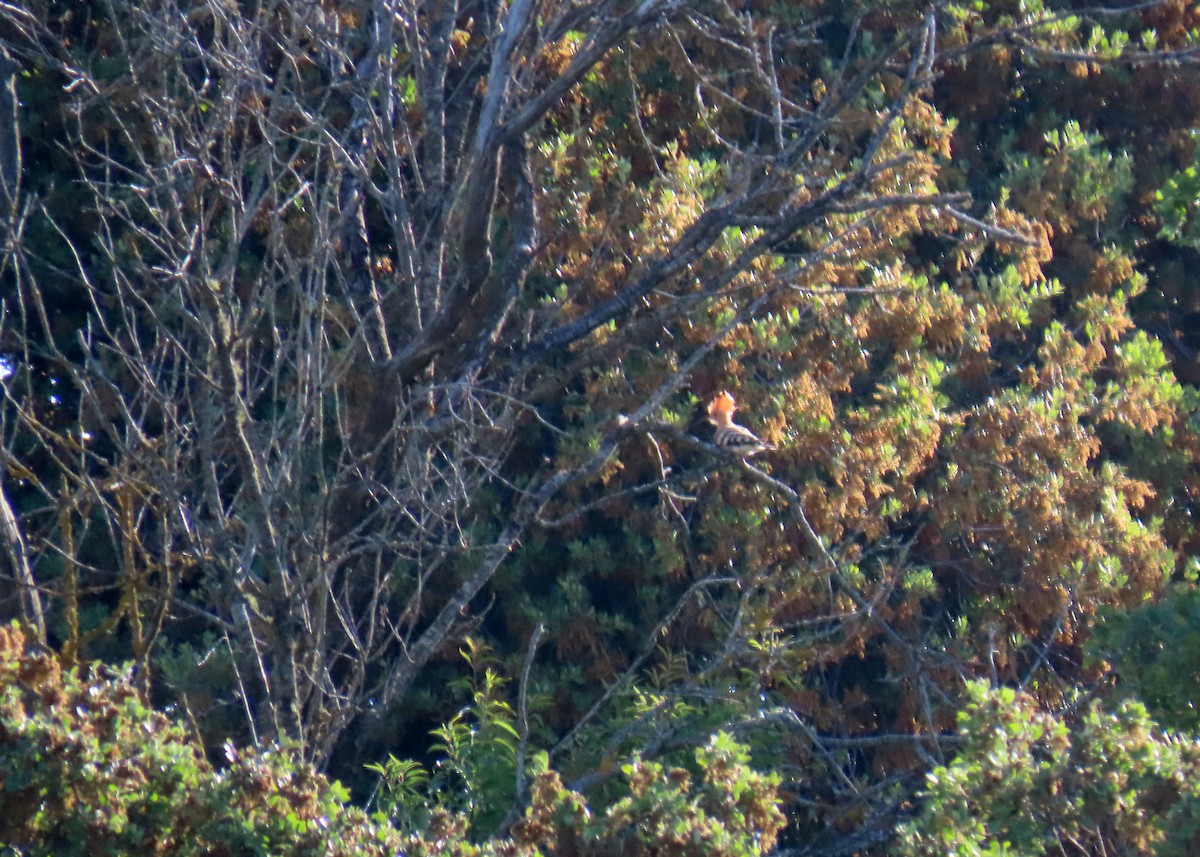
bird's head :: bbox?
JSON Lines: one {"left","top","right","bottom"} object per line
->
{"left": 707, "top": 391, "right": 737, "bottom": 419}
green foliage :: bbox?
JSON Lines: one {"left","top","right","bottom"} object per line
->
{"left": 1155, "top": 139, "right": 1200, "bottom": 251}
{"left": 369, "top": 640, "right": 531, "bottom": 836}
{"left": 0, "top": 623, "right": 404, "bottom": 857}
{"left": 900, "top": 681, "right": 1200, "bottom": 857}
{"left": 0, "top": 623, "right": 784, "bottom": 856}
{"left": 368, "top": 643, "right": 783, "bottom": 856}
{"left": 511, "top": 733, "right": 784, "bottom": 857}
{"left": 581, "top": 733, "right": 784, "bottom": 857}
{"left": 1003, "top": 120, "right": 1134, "bottom": 230}
{"left": 1089, "top": 576, "right": 1200, "bottom": 732}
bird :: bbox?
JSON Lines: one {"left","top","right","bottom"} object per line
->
{"left": 706, "top": 391, "right": 775, "bottom": 457}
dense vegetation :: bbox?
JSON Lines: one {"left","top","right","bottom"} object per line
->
{"left": 0, "top": 0, "right": 1198, "bottom": 853}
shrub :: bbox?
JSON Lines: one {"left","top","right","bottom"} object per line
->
{"left": 0, "top": 623, "right": 784, "bottom": 856}
{"left": 0, "top": 622, "right": 402, "bottom": 857}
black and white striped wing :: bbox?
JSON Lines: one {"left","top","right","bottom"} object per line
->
{"left": 713, "top": 423, "right": 774, "bottom": 456}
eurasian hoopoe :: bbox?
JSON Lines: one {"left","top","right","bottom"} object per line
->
{"left": 706, "top": 391, "right": 775, "bottom": 457}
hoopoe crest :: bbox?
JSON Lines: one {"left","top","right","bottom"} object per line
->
{"left": 706, "top": 391, "right": 775, "bottom": 457}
